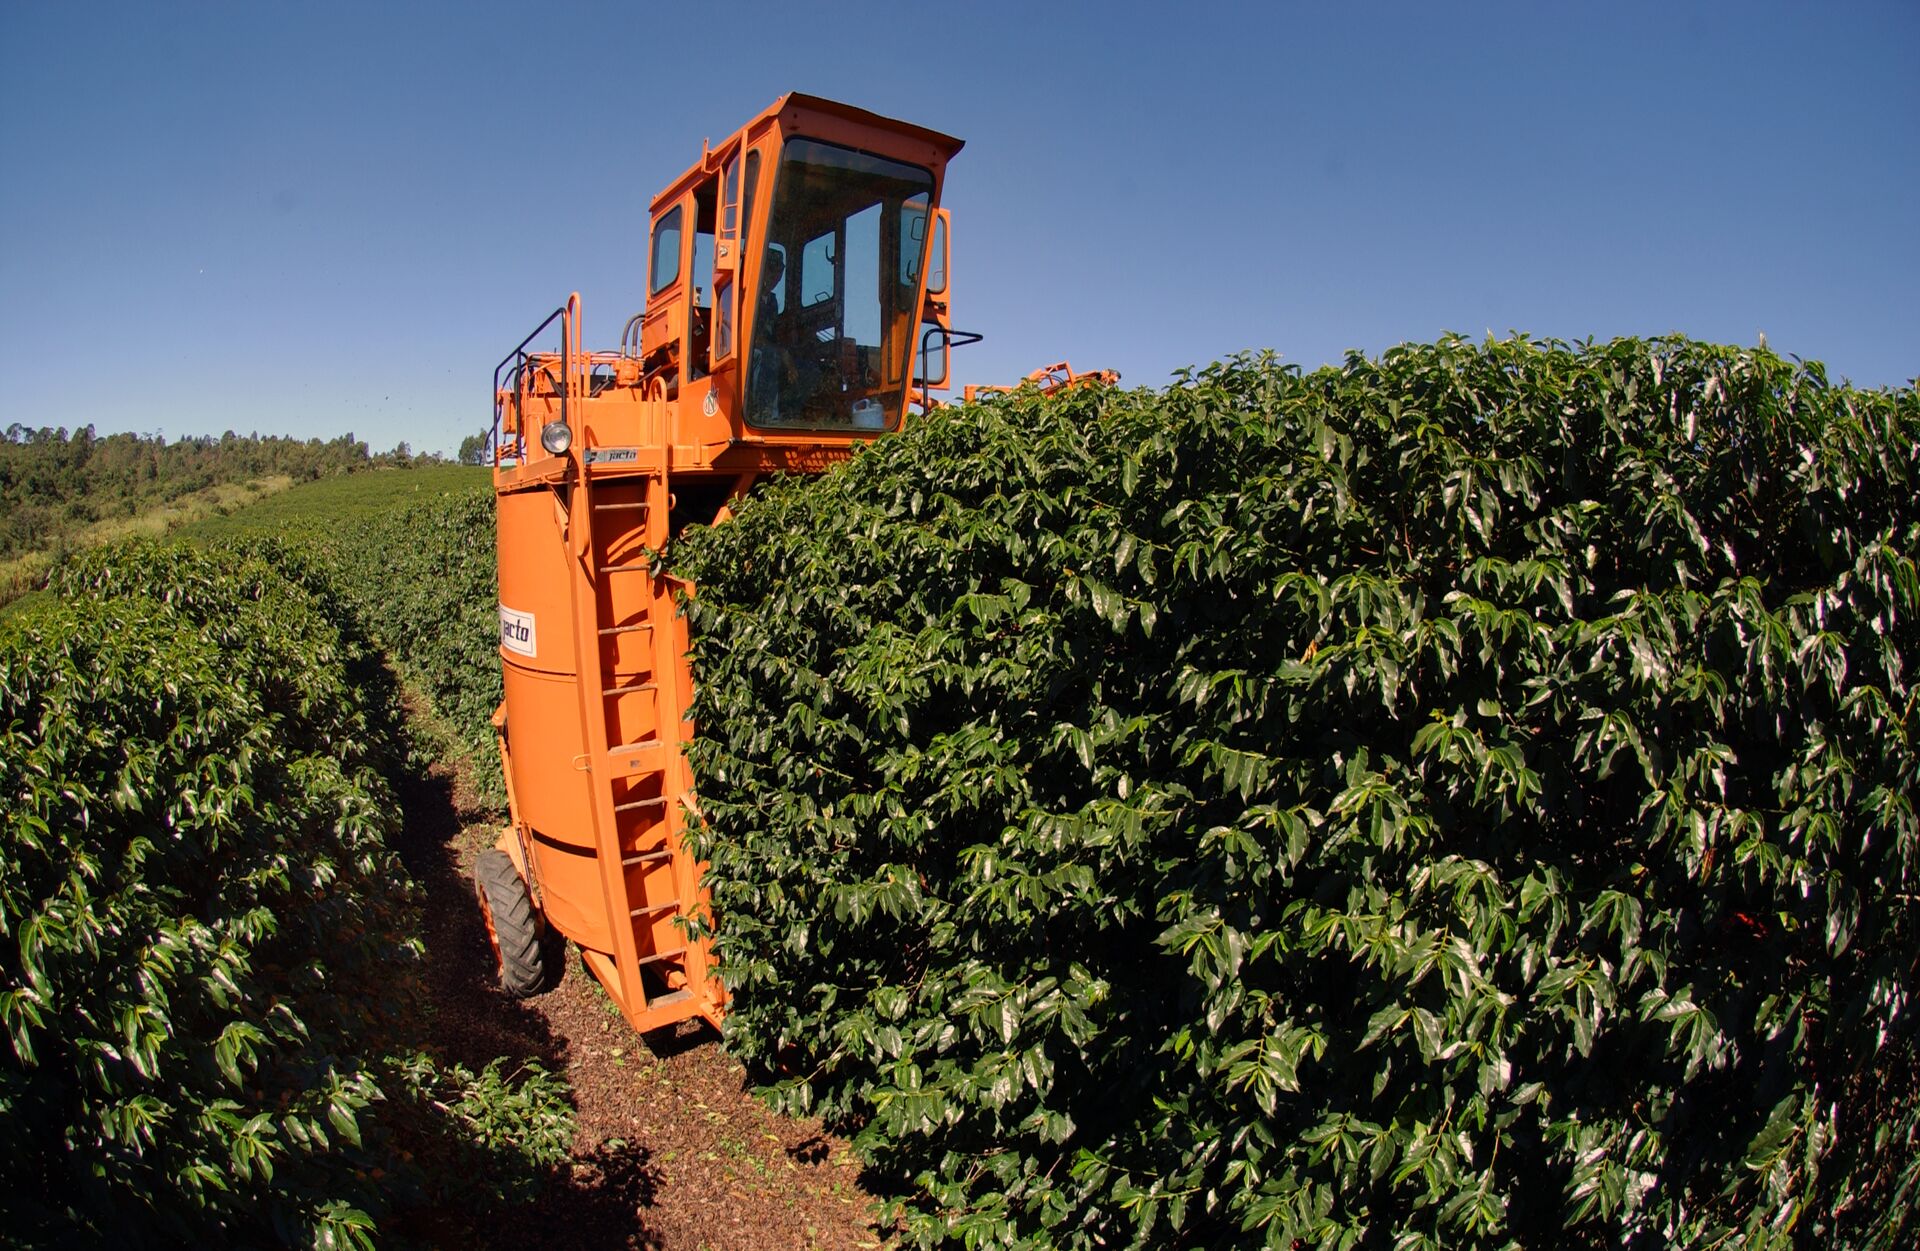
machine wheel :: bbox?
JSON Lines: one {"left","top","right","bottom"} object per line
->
{"left": 474, "top": 849, "right": 553, "bottom": 998}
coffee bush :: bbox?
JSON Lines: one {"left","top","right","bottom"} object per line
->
{"left": 677, "top": 337, "right": 1919, "bottom": 1248}
{"left": 330, "top": 489, "right": 506, "bottom": 806}
{"left": 0, "top": 541, "right": 418, "bottom": 1244}
{"left": 0, "top": 539, "right": 569, "bottom": 1247}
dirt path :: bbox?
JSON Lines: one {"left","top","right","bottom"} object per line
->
{"left": 393, "top": 765, "right": 886, "bottom": 1250}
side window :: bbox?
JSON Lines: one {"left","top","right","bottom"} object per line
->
{"left": 916, "top": 330, "right": 949, "bottom": 388}
{"left": 800, "top": 232, "right": 835, "bottom": 307}
{"left": 927, "top": 213, "right": 947, "bottom": 296}
{"left": 741, "top": 150, "right": 761, "bottom": 250}
{"left": 649, "top": 206, "right": 682, "bottom": 296}
{"left": 688, "top": 183, "right": 719, "bottom": 380}
{"left": 844, "top": 202, "right": 881, "bottom": 348}
{"left": 900, "top": 200, "right": 928, "bottom": 285}
{"left": 692, "top": 229, "right": 715, "bottom": 308}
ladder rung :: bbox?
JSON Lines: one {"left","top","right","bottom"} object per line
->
{"left": 602, "top": 681, "right": 658, "bottom": 697}
{"left": 597, "top": 623, "right": 655, "bottom": 636}
{"left": 630, "top": 900, "right": 682, "bottom": 917}
{"left": 646, "top": 988, "right": 693, "bottom": 1008}
{"left": 597, "top": 562, "right": 652, "bottom": 574}
{"left": 613, "top": 795, "right": 668, "bottom": 813}
{"left": 593, "top": 501, "right": 650, "bottom": 511}
{"left": 621, "top": 849, "right": 673, "bottom": 867}
{"left": 638, "top": 947, "right": 689, "bottom": 966}
{"left": 609, "top": 740, "right": 662, "bottom": 758}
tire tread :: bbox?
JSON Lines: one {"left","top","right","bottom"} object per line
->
{"left": 474, "top": 848, "right": 553, "bottom": 997}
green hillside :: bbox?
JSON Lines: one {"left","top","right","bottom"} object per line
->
{"left": 179, "top": 463, "right": 490, "bottom": 542}
{"left": 0, "top": 425, "right": 421, "bottom": 557}
{"left": 0, "top": 428, "right": 463, "bottom": 606}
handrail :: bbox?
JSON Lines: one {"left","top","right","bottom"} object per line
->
{"left": 918, "top": 325, "right": 984, "bottom": 413}
{"left": 562, "top": 293, "right": 580, "bottom": 433}
{"left": 491, "top": 302, "right": 570, "bottom": 469}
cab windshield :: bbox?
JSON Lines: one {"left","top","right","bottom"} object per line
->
{"left": 746, "top": 139, "right": 934, "bottom": 431}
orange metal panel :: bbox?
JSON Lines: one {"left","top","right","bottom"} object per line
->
{"left": 529, "top": 836, "right": 615, "bottom": 953}
{"left": 497, "top": 487, "right": 576, "bottom": 677}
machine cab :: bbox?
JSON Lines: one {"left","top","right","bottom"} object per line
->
{"left": 637, "top": 95, "right": 963, "bottom": 440}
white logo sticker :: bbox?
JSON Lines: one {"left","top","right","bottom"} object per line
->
{"left": 499, "top": 605, "right": 537, "bottom": 658}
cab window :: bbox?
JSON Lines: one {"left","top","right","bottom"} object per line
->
{"left": 649, "top": 206, "right": 683, "bottom": 296}
{"left": 800, "top": 232, "right": 835, "bottom": 307}
{"left": 744, "top": 138, "right": 935, "bottom": 431}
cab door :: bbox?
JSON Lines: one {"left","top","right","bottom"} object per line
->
{"left": 706, "top": 146, "right": 742, "bottom": 376}
{"left": 915, "top": 209, "right": 953, "bottom": 395}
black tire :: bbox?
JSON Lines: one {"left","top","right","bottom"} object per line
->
{"left": 474, "top": 848, "right": 553, "bottom": 997}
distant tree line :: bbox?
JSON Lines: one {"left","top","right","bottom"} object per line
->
{"left": 0, "top": 424, "right": 435, "bottom": 561}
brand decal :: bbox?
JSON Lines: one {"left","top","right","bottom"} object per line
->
{"left": 499, "top": 605, "right": 537, "bottom": 657}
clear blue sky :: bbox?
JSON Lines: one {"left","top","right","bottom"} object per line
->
{"left": 2, "top": 1, "right": 1914, "bottom": 457}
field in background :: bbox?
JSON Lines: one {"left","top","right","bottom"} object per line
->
{"left": 0, "top": 426, "right": 422, "bottom": 602}
{"left": 0, "top": 474, "right": 302, "bottom": 605}
{"left": 178, "top": 463, "right": 490, "bottom": 541}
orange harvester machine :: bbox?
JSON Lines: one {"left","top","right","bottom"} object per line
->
{"left": 485, "top": 96, "right": 965, "bottom": 1035}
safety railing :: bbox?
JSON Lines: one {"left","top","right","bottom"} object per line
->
{"left": 490, "top": 295, "right": 580, "bottom": 470}
{"left": 917, "top": 325, "right": 983, "bottom": 413}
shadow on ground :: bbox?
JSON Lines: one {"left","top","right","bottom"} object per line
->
{"left": 392, "top": 767, "right": 564, "bottom": 1069}
{"left": 391, "top": 764, "right": 671, "bottom": 1249}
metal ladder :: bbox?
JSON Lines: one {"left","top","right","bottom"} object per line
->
{"left": 567, "top": 432, "right": 717, "bottom": 1034}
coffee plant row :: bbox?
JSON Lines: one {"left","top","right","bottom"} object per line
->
{"left": 676, "top": 337, "right": 1919, "bottom": 1248}
{"left": 323, "top": 487, "right": 507, "bottom": 808}
{"left": 187, "top": 469, "right": 506, "bottom": 810}
{"left": 0, "top": 539, "right": 567, "bottom": 1248}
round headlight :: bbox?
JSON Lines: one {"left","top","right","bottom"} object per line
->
{"left": 540, "top": 419, "right": 572, "bottom": 456}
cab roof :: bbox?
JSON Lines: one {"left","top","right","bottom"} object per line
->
{"left": 648, "top": 93, "right": 964, "bottom": 215}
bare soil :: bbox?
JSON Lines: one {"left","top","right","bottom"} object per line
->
{"left": 392, "top": 763, "right": 887, "bottom": 1250}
